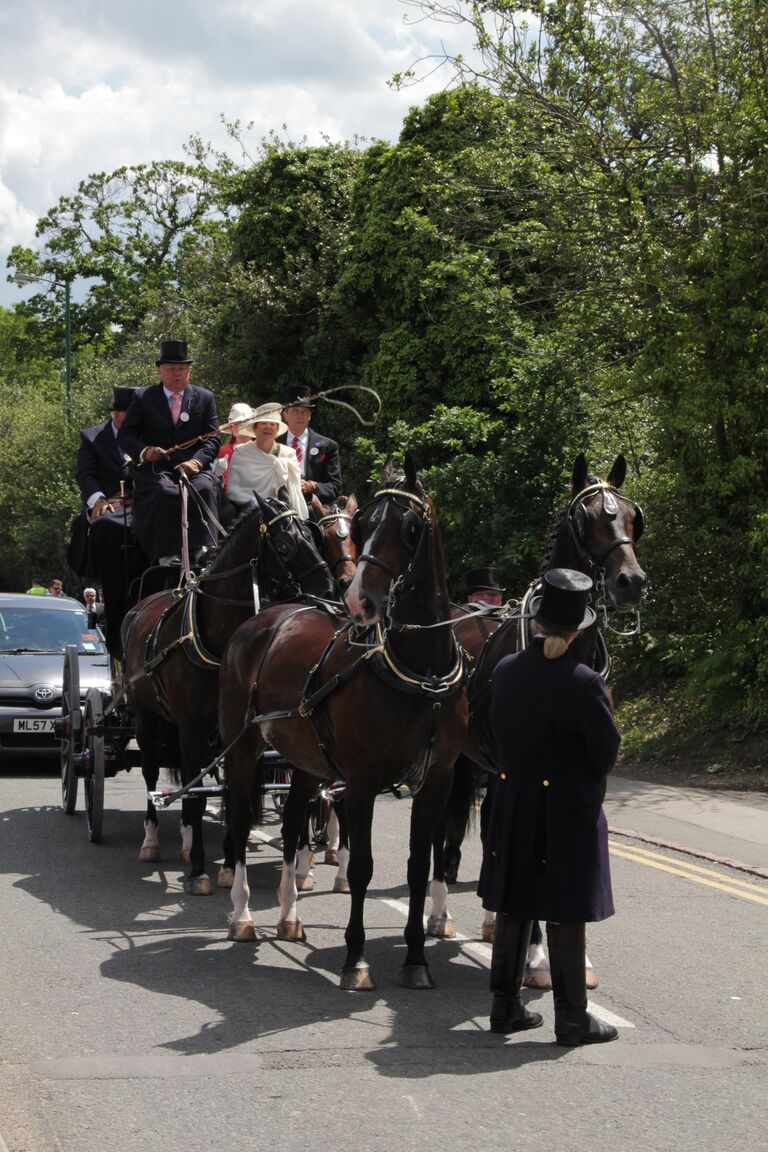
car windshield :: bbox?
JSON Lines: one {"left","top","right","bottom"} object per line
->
{"left": 0, "top": 606, "right": 107, "bottom": 656}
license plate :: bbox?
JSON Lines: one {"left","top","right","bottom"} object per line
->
{"left": 13, "top": 718, "right": 56, "bottom": 733}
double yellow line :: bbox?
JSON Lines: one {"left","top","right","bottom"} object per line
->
{"left": 608, "top": 839, "right": 768, "bottom": 907}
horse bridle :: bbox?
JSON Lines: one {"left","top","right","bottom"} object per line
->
{"left": 567, "top": 481, "right": 645, "bottom": 638}
{"left": 568, "top": 482, "right": 644, "bottom": 569}
{"left": 352, "top": 486, "right": 432, "bottom": 585}
{"left": 316, "top": 509, "right": 358, "bottom": 575}
{"left": 261, "top": 505, "right": 329, "bottom": 589}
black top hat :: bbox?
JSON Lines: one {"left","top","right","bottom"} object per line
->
{"left": 156, "top": 339, "right": 192, "bottom": 366}
{"left": 280, "top": 383, "right": 315, "bottom": 409}
{"left": 531, "top": 568, "right": 596, "bottom": 632}
{"left": 465, "top": 566, "right": 504, "bottom": 594}
{"left": 111, "top": 386, "right": 136, "bottom": 411}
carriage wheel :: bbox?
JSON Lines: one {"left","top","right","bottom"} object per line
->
{"left": 83, "top": 687, "right": 106, "bottom": 843}
{"left": 60, "top": 645, "right": 82, "bottom": 815}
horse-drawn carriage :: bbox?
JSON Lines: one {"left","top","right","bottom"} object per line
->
{"left": 55, "top": 489, "right": 358, "bottom": 849}
{"left": 54, "top": 452, "right": 645, "bottom": 991}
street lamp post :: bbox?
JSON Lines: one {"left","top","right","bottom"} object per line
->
{"left": 12, "top": 272, "right": 73, "bottom": 416}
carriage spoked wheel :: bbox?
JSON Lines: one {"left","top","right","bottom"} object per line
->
{"left": 83, "top": 687, "right": 106, "bottom": 843}
{"left": 60, "top": 644, "right": 82, "bottom": 815}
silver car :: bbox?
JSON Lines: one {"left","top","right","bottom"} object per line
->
{"left": 0, "top": 593, "right": 111, "bottom": 760}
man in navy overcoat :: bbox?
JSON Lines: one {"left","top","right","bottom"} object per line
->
{"left": 479, "top": 568, "right": 621, "bottom": 1046}
{"left": 71, "top": 386, "right": 148, "bottom": 656}
{"left": 118, "top": 340, "right": 220, "bottom": 564}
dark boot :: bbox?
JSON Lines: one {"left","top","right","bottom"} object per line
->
{"left": 489, "top": 915, "right": 544, "bottom": 1034}
{"left": 546, "top": 922, "right": 618, "bottom": 1047}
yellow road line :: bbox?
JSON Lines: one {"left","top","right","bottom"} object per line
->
{"left": 609, "top": 846, "right": 768, "bottom": 906}
{"left": 608, "top": 839, "right": 768, "bottom": 894}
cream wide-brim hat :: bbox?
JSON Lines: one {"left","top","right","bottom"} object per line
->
{"left": 247, "top": 402, "right": 288, "bottom": 439}
{"left": 220, "top": 402, "right": 258, "bottom": 436}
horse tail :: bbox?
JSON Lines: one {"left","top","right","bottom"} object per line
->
{"left": 445, "top": 753, "right": 482, "bottom": 846}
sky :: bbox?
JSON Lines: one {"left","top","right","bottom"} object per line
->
{"left": 0, "top": 0, "right": 477, "bottom": 307}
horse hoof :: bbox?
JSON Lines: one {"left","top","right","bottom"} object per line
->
{"left": 185, "top": 874, "right": 213, "bottom": 896}
{"left": 332, "top": 878, "right": 350, "bottom": 894}
{"left": 481, "top": 921, "right": 495, "bottom": 943}
{"left": 228, "top": 920, "right": 256, "bottom": 942}
{"left": 180, "top": 849, "right": 192, "bottom": 864}
{"left": 276, "top": 919, "right": 306, "bottom": 942}
{"left": 296, "top": 874, "right": 315, "bottom": 892}
{"left": 324, "top": 849, "right": 339, "bottom": 866}
{"left": 401, "top": 964, "right": 435, "bottom": 990}
{"left": 217, "top": 868, "right": 235, "bottom": 889}
{"left": 586, "top": 966, "right": 599, "bottom": 990}
{"left": 139, "top": 846, "right": 161, "bottom": 863}
{"left": 523, "top": 967, "right": 552, "bottom": 990}
{"left": 340, "top": 963, "right": 376, "bottom": 991}
{"left": 426, "top": 914, "right": 456, "bottom": 939}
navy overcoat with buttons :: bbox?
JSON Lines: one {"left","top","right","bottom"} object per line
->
{"left": 478, "top": 637, "right": 620, "bottom": 923}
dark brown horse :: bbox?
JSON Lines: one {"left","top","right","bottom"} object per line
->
{"left": 311, "top": 494, "right": 359, "bottom": 595}
{"left": 426, "top": 453, "right": 647, "bottom": 957}
{"left": 121, "top": 494, "right": 337, "bottom": 894}
{"left": 218, "top": 454, "right": 467, "bottom": 988}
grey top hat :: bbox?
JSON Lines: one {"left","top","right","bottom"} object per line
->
{"left": 531, "top": 568, "right": 596, "bottom": 632}
{"left": 156, "top": 339, "right": 192, "bottom": 366}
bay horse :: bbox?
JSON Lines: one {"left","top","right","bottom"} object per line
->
{"left": 427, "top": 453, "right": 646, "bottom": 976}
{"left": 218, "top": 453, "right": 467, "bottom": 989}
{"left": 121, "top": 493, "right": 338, "bottom": 894}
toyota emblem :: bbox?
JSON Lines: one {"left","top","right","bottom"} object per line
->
{"left": 34, "top": 687, "right": 55, "bottom": 702}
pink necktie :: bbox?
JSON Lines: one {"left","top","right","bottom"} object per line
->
{"left": 292, "top": 435, "right": 303, "bottom": 463}
{"left": 169, "top": 394, "right": 181, "bottom": 424}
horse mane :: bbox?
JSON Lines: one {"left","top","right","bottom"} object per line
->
{"left": 201, "top": 501, "right": 267, "bottom": 574}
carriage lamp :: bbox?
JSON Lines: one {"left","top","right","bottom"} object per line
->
{"left": 12, "top": 272, "right": 73, "bottom": 417}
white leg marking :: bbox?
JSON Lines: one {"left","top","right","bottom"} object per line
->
{"left": 277, "top": 858, "right": 299, "bottom": 924}
{"left": 139, "top": 820, "right": 161, "bottom": 861}
{"left": 326, "top": 808, "right": 340, "bottom": 852}
{"left": 332, "top": 845, "right": 350, "bottom": 893}
{"left": 180, "top": 821, "right": 193, "bottom": 863}
{"left": 295, "top": 845, "right": 315, "bottom": 890}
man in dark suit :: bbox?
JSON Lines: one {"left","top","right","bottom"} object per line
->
{"left": 71, "top": 385, "right": 148, "bottom": 657}
{"left": 118, "top": 340, "right": 221, "bottom": 566}
{"left": 276, "top": 384, "right": 342, "bottom": 506}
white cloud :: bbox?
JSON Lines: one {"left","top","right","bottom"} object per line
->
{"left": 0, "top": 0, "right": 478, "bottom": 305}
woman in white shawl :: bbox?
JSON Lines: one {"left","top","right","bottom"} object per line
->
{"left": 226, "top": 402, "right": 308, "bottom": 519}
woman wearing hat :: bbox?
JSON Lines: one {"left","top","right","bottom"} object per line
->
{"left": 225, "top": 402, "right": 308, "bottom": 519}
{"left": 478, "top": 568, "right": 621, "bottom": 1045}
{"left": 214, "top": 403, "right": 257, "bottom": 495}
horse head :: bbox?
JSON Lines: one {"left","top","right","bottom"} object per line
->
{"left": 255, "top": 491, "right": 337, "bottom": 602}
{"left": 345, "top": 453, "right": 435, "bottom": 625}
{"left": 312, "top": 493, "right": 359, "bottom": 594}
{"left": 559, "top": 453, "right": 647, "bottom": 612}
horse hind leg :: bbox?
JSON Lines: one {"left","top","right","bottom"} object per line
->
{"left": 323, "top": 805, "right": 341, "bottom": 866}
{"left": 277, "top": 770, "right": 316, "bottom": 940}
{"left": 136, "top": 712, "right": 162, "bottom": 863}
{"left": 331, "top": 798, "right": 350, "bottom": 893}
{"left": 427, "top": 818, "right": 455, "bottom": 938}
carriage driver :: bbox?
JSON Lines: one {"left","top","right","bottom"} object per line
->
{"left": 117, "top": 340, "right": 221, "bottom": 567}
{"left": 70, "top": 386, "right": 148, "bottom": 658}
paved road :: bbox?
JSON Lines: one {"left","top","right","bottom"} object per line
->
{"left": 0, "top": 763, "right": 765, "bottom": 1152}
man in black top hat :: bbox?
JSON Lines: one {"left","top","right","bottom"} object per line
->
{"left": 118, "top": 340, "right": 221, "bottom": 565}
{"left": 69, "top": 385, "right": 148, "bottom": 657}
{"left": 464, "top": 567, "right": 505, "bottom": 608}
{"left": 276, "top": 384, "right": 342, "bottom": 505}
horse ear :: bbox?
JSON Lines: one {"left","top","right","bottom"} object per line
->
{"left": 572, "top": 453, "right": 588, "bottom": 493}
{"left": 345, "top": 493, "right": 358, "bottom": 516}
{"left": 404, "top": 450, "right": 418, "bottom": 491}
{"left": 277, "top": 485, "right": 290, "bottom": 505}
{"left": 380, "top": 456, "right": 395, "bottom": 485}
{"left": 254, "top": 492, "right": 269, "bottom": 514}
{"left": 311, "top": 494, "right": 323, "bottom": 516}
{"left": 607, "top": 454, "right": 627, "bottom": 489}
